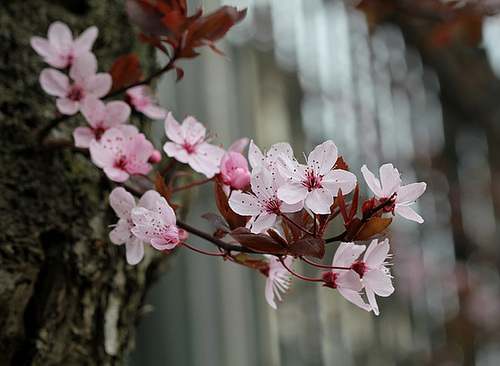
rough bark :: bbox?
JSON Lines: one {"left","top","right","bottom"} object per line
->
{"left": 0, "top": 1, "right": 168, "bottom": 365}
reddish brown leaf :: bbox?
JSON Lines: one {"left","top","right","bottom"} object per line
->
{"left": 214, "top": 177, "right": 248, "bottom": 229}
{"left": 138, "top": 33, "right": 171, "bottom": 55}
{"left": 186, "top": 7, "right": 247, "bottom": 44}
{"left": 230, "top": 227, "right": 287, "bottom": 254}
{"left": 157, "top": 0, "right": 187, "bottom": 16}
{"left": 233, "top": 253, "right": 267, "bottom": 270}
{"left": 201, "top": 212, "right": 231, "bottom": 233}
{"left": 353, "top": 217, "right": 392, "bottom": 241}
{"left": 126, "top": 0, "right": 172, "bottom": 36}
{"left": 344, "top": 218, "right": 363, "bottom": 242}
{"left": 348, "top": 183, "right": 359, "bottom": 222}
{"left": 155, "top": 172, "right": 170, "bottom": 200}
{"left": 108, "top": 54, "right": 145, "bottom": 93}
{"left": 288, "top": 238, "right": 326, "bottom": 259}
{"left": 267, "top": 229, "right": 289, "bottom": 249}
{"left": 334, "top": 156, "right": 349, "bottom": 171}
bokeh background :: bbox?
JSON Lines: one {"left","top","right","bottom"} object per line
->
{"left": 131, "top": 1, "right": 500, "bottom": 365}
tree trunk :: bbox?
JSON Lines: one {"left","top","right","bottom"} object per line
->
{"left": 0, "top": 1, "right": 168, "bottom": 365}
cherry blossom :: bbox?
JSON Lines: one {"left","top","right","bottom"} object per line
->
{"left": 361, "top": 163, "right": 427, "bottom": 223}
{"left": 30, "top": 21, "right": 98, "bottom": 69}
{"left": 229, "top": 166, "right": 302, "bottom": 233}
{"left": 277, "top": 140, "right": 357, "bottom": 215}
{"left": 39, "top": 52, "right": 112, "bottom": 115}
{"left": 247, "top": 140, "right": 294, "bottom": 172}
{"left": 163, "top": 112, "right": 225, "bottom": 178}
{"left": 322, "top": 242, "right": 373, "bottom": 312}
{"left": 219, "top": 151, "right": 251, "bottom": 191}
{"left": 73, "top": 98, "right": 131, "bottom": 148}
{"left": 261, "top": 255, "right": 293, "bottom": 309}
{"left": 89, "top": 127, "right": 154, "bottom": 182}
{"left": 131, "top": 195, "right": 180, "bottom": 252}
{"left": 109, "top": 188, "right": 162, "bottom": 265}
{"left": 351, "top": 238, "right": 394, "bottom": 316}
{"left": 126, "top": 85, "right": 167, "bottom": 119}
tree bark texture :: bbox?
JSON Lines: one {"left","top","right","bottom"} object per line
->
{"left": 0, "top": 1, "right": 168, "bottom": 365}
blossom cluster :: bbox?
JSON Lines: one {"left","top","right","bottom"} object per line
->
{"left": 32, "top": 19, "right": 426, "bottom": 315}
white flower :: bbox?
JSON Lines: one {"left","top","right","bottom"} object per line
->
{"left": 361, "top": 163, "right": 426, "bottom": 223}
{"left": 163, "top": 112, "right": 225, "bottom": 178}
{"left": 277, "top": 140, "right": 357, "bottom": 214}
{"left": 263, "top": 255, "right": 293, "bottom": 309}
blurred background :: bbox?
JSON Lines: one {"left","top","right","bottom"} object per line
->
{"left": 131, "top": 0, "right": 500, "bottom": 365}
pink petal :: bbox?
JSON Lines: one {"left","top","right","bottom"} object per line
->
{"left": 228, "top": 137, "right": 249, "bottom": 153}
{"left": 103, "top": 166, "right": 130, "bottom": 182}
{"left": 187, "top": 145, "right": 224, "bottom": 178}
{"left": 89, "top": 139, "right": 115, "bottom": 168}
{"left": 182, "top": 116, "right": 206, "bottom": 142}
{"left": 395, "top": 205, "right": 424, "bottom": 223}
{"left": 156, "top": 198, "right": 177, "bottom": 226}
{"left": 109, "top": 187, "right": 136, "bottom": 218}
{"left": 141, "top": 104, "right": 167, "bottom": 119}
{"left": 336, "top": 270, "right": 363, "bottom": 292}
{"left": 364, "top": 270, "right": 394, "bottom": 297}
{"left": 307, "top": 140, "right": 338, "bottom": 175}
{"left": 365, "top": 288, "right": 380, "bottom": 315}
{"left": 39, "top": 68, "right": 69, "bottom": 97}
{"left": 396, "top": 182, "right": 427, "bottom": 204}
{"left": 379, "top": 163, "right": 402, "bottom": 197}
{"left": 164, "top": 112, "right": 184, "bottom": 144}
{"left": 74, "top": 25, "right": 98, "bottom": 51}
{"left": 361, "top": 165, "right": 383, "bottom": 197}
{"left": 47, "top": 21, "right": 72, "bottom": 53}
{"left": 109, "top": 224, "right": 131, "bottom": 245}
{"left": 338, "top": 286, "right": 372, "bottom": 312}
{"left": 138, "top": 190, "right": 162, "bottom": 211}
{"left": 278, "top": 181, "right": 308, "bottom": 206}
{"left": 304, "top": 188, "right": 333, "bottom": 215}
{"left": 104, "top": 101, "right": 131, "bottom": 126}
{"left": 85, "top": 73, "right": 112, "bottom": 98}
{"left": 228, "top": 191, "right": 262, "bottom": 216}
{"left": 364, "top": 239, "right": 390, "bottom": 267}
{"left": 56, "top": 98, "right": 80, "bottom": 116}
{"left": 80, "top": 97, "right": 106, "bottom": 127}
{"left": 31, "top": 37, "right": 66, "bottom": 68}
{"left": 332, "top": 242, "right": 365, "bottom": 267}
{"left": 251, "top": 212, "right": 277, "bottom": 233}
{"left": 73, "top": 126, "right": 95, "bottom": 148}
{"left": 248, "top": 140, "right": 265, "bottom": 169}
{"left": 125, "top": 238, "right": 144, "bottom": 265}
{"left": 69, "top": 52, "right": 97, "bottom": 80}
{"left": 163, "top": 142, "right": 190, "bottom": 163}
{"left": 322, "top": 170, "right": 357, "bottom": 196}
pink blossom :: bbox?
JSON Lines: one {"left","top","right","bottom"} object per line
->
{"left": 109, "top": 188, "right": 163, "bottom": 264}
{"left": 39, "top": 52, "right": 112, "bottom": 115}
{"left": 89, "top": 127, "right": 153, "bottom": 182}
{"left": 30, "top": 21, "right": 98, "bottom": 69}
{"left": 322, "top": 242, "right": 373, "bottom": 312}
{"left": 131, "top": 195, "right": 180, "bottom": 252}
{"left": 351, "top": 239, "right": 394, "bottom": 316}
{"left": 247, "top": 140, "right": 294, "bottom": 173}
{"left": 73, "top": 98, "right": 131, "bottom": 148}
{"left": 126, "top": 86, "right": 167, "bottom": 119}
{"left": 163, "top": 112, "right": 225, "bottom": 178}
{"left": 219, "top": 151, "right": 251, "bottom": 191}
{"left": 361, "top": 163, "right": 426, "bottom": 223}
{"left": 262, "top": 255, "right": 293, "bottom": 309}
{"left": 277, "top": 140, "right": 357, "bottom": 215}
{"left": 148, "top": 149, "right": 162, "bottom": 164}
{"left": 229, "top": 166, "right": 302, "bottom": 233}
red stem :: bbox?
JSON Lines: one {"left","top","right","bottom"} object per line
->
{"left": 279, "top": 257, "right": 322, "bottom": 282}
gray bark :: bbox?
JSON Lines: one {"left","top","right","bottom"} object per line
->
{"left": 0, "top": 1, "right": 168, "bottom": 365}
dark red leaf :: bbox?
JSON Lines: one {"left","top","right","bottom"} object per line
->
{"left": 157, "top": 0, "right": 187, "bottom": 16}
{"left": 288, "top": 238, "right": 326, "bottom": 259}
{"left": 201, "top": 212, "right": 231, "bottom": 233}
{"left": 108, "top": 54, "right": 144, "bottom": 93}
{"left": 266, "top": 229, "right": 289, "bottom": 249}
{"left": 230, "top": 227, "right": 287, "bottom": 254}
{"left": 214, "top": 177, "right": 249, "bottom": 229}
{"left": 353, "top": 217, "right": 392, "bottom": 241}
{"left": 334, "top": 156, "right": 350, "bottom": 171}
{"left": 126, "top": 0, "right": 172, "bottom": 36}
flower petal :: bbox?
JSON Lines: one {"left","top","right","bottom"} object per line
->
{"left": 39, "top": 68, "right": 69, "bottom": 97}
{"left": 73, "top": 126, "right": 95, "bottom": 148}
{"left": 125, "top": 237, "right": 144, "bottom": 265}
{"left": 361, "top": 165, "right": 383, "bottom": 197}
{"left": 395, "top": 205, "right": 424, "bottom": 223}
{"left": 379, "top": 163, "right": 401, "bottom": 197}
{"left": 304, "top": 188, "right": 333, "bottom": 215}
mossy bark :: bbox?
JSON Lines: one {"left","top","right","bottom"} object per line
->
{"left": 0, "top": 1, "right": 168, "bottom": 365}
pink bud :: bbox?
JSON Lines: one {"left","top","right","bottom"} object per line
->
{"left": 220, "top": 151, "right": 251, "bottom": 190}
{"left": 148, "top": 149, "right": 162, "bottom": 163}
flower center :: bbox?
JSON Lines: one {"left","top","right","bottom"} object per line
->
{"left": 351, "top": 260, "right": 367, "bottom": 278}
{"left": 303, "top": 170, "right": 323, "bottom": 191}
{"left": 68, "top": 85, "right": 84, "bottom": 102}
{"left": 114, "top": 155, "right": 128, "bottom": 170}
{"left": 265, "top": 198, "right": 281, "bottom": 215}
{"left": 182, "top": 142, "right": 197, "bottom": 155}
{"left": 379, "top": 196, "right": 396, "bottom": 214}
{"left": 94, "top": 126, "right": 106, "bottom": 141}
